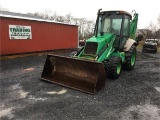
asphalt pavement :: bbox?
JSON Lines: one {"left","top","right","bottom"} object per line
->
{"left": 0, "top": 51, "right": 160, "bottom": 120}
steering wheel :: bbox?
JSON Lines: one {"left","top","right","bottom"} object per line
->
{"left": 107, "top": 27, "right": 114, "bottom": 33}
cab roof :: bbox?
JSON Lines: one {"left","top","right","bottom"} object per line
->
{"left": 100, "top": 10, "right": 132, "bottom": 17}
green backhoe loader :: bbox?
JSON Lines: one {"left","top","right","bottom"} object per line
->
{"left": 41, "top": 9, "right": 143, "bottom": 94}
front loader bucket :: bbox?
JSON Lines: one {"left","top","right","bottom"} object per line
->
{"left": 41, "top": 54, "right": 106, "bottom": 94}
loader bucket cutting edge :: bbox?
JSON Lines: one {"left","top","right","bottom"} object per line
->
{"left": 41, "top": 54, "right": 106, "bottom": 94}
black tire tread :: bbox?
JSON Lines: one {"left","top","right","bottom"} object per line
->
{"left": 123, "top": 45, "right": 137, "bottom": 70}
{"left": 107, "top": 57, "right": 122, "bottom": 79}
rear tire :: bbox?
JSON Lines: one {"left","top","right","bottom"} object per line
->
{"left": 123, "top": 45, "right": 137, "bottom": 70}
{"left": 107, "top": 57, "right": 122, "bottom": 79}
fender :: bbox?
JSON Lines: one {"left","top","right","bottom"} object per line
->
{"left": 123, "top": 39, "right": 136, "bottom": 51}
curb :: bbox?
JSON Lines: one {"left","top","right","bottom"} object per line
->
{"left": 0, "top": 49, "right": 77, "bottom": 61}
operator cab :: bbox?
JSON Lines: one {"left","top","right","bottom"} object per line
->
{"left": 97, "top": 11, "right": 131, "bottom": 36}
{"left": 95, "top": 10, "right": 132, "bottom": 50}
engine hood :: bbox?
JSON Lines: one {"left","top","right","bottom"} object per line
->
{"left": 86, "top": 34, "right": 113, "bottom": 43}
{"left": 85, "top": 34, "right": 114, "bottom": 54}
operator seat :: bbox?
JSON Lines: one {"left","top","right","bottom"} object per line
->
{"left": 113, "top": 36, "right": 128, "bottom": 51}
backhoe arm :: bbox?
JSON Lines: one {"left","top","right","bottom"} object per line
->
{"left": 130, "top": 13, "right": 138, "bottom": 40}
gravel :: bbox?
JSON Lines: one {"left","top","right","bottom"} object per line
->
{"left": 0, "top": 51, "right": 160, "bottom": 120}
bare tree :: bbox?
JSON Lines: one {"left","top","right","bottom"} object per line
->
{"left": 85, "top": 20, "right": 95, "bottom": 38}
{"left": 0, "top": 5, "right": 9, "bottom": 11}
{"left": 144, "top": 21, "right": 160, "bottom": 45}
{"left": 78, "top": 18, "right": 87, "bottom": 39}
{"left": 158, "top": 15, "right": 160, "bottom": 25}
{"left": 33, "top": 12, "right": 42, "bottom": 18}
{"left": 55, "top": 15, "right": 65, "bottom": 22}
{"left": 157, "top": 15, "right": 160, "bottom": 39}
{"left": 65, "top": 13, "right": 72, "bottom": 24}
{"left": 43, "top": 9, "right": 52, "bottom": 19}
{"left": 150, "top": 22, "right": 158, "bottom": 39}
{"left": 145, "top": 22, "right": 158, "bottom": 39}
{"left": 72, "top": 18, "right": 79, "bottom": 25}
{"left": 50, "top": 11, "right": 57, "bottom": 21}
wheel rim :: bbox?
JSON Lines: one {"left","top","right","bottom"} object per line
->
{"left": 131, "top": 51, "right": 136, "bottom": 66}
{"left": 117, "top": 62, "right": 121, "bottom": 74}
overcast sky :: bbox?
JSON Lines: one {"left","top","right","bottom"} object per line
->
{"left": 0, "top": 0, "right": 160, "bottom": 29}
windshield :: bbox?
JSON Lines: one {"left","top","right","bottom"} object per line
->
{"left": 97, "top": 14, "right": 123, "bottom": 35}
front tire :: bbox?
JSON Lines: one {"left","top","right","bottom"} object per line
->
{"left": 107, "top": 57, "right": 122, "bottom": 79}
{"left": 123, "top": 45, "right": 137, "bottom": 70}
